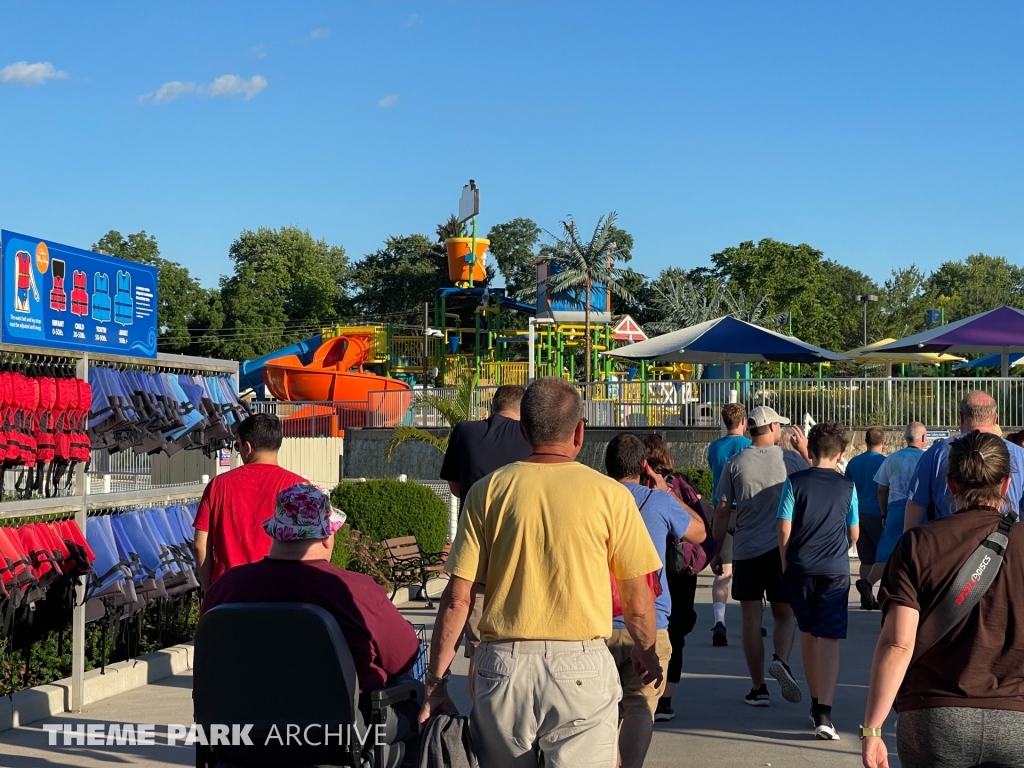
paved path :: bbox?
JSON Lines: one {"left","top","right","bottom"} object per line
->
{"left": 0, "top": 575, "right": 899, "bottom": 767}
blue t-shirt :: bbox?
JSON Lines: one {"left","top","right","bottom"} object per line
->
{"left": 708, "top": 435, "right": 752, "bottom": 501}
{"left": 845, "top": 450, "right": 886, "bottom": 516}
{"left": 777, "top": 469, "right": 858, "bottom": 576}
{"left": 613, "top": 483, "right": 690, "bottom": 631}
{"left": 909, "top": 435, "right": 1024, "bottom": 519}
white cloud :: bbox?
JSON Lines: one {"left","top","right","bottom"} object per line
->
{"left": 139, "top": 75, "right": 266, "bottom": 105}
{"left": 378, "top": 94, "right": 399, "bottom": 108}
{"left": 0, "top": 61, "right": 69, "bottom": 87}
{"left": 310, "top": 27, "right": 330, "bottom": 39}
{"left": 201, "top": 74, "right": 267, "bottom": 100}
{"left": 403, "top": 14, "right": 422, "bottom": 27}
{"left": 248, "top": 44, "right": 266, "bottom": 59}
{"left": 138, "top": 80, "right": 196, "bottom": 105}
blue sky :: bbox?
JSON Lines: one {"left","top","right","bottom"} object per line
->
{"left": 1, "top": 2, "right": 1021, "bottom": 290}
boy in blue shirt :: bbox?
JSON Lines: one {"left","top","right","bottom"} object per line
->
{"left": 777, "top": 422, "right": 859, "bottom": 741}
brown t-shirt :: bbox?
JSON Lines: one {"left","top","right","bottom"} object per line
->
{"left": 880, "top": 507, "right": 1024, "bottom": 713}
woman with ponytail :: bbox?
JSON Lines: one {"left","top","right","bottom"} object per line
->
{"left": 862, "top": 430, "right": 1024, "bottom": 768}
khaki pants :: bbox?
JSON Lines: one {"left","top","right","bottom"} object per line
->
{"left": 606, "top": 628, "right": 672, "bottom": 718}
{"left": 471, "top": 639, "right": 621, "bottom": 768}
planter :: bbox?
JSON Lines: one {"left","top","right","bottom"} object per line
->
{"left": 445, "top": 237, "right": 489, "bottom": 283}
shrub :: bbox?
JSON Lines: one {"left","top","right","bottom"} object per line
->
{"left": 331, "top": 526, "right": 393, "bottom": 587}
{"left": 331, "top": 479, "right": 449, "bottom": 554}
{"left": 675, "top": 467, "right": 713, "bottom": 500}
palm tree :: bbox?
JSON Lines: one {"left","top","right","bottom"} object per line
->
{"left": 646, "top": 271, "right": 733, "bottom": 334}
{"left": 537, "top": 212, "right": 634, "bottom": 382}
{"left": 384, "top": 371, "right": 477, "bottom": 461}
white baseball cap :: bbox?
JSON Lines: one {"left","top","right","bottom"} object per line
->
{"left": 747, "top": 406, "right": 791, "bottom": 428}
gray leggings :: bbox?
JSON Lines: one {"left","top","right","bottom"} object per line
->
{"left": 898, "top": 707, "right": 1024, "bottom": 768}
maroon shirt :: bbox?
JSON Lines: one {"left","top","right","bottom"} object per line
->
{"left": 201, "top": 558, "right": 420, "bottom": 692}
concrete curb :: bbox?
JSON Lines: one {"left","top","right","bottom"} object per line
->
{"left": 0, "top": 642, "right": 194, "bottom": 733}
{"left": 391, "top": 574, "right": 449, "bottom": 606}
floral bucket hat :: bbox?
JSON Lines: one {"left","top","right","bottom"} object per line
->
{"left": 263, "top": 483, "right": 347, "bottom": 541}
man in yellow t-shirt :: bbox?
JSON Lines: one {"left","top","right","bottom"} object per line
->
{"left": 419, "top": 378, "right": 664, "bottom": 768}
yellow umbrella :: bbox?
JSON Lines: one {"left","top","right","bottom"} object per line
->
{"left": 844, "top": 339, "right": 965, "bottom": 376}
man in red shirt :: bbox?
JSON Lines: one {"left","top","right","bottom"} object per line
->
{"left": 201, "top": 483, "right": 421, "bottom": 694}
{"left": 193, "top": 413, "right": 305, "bottom": 589}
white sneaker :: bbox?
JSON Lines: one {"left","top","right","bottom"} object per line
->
{"left": 814, "top": 719, "right": 840, "bottom": 740}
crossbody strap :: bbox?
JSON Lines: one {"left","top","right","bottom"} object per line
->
{"left": 911, "top": 511, "right": 1016, "bottom": 666}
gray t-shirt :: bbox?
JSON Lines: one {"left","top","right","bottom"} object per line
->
{"left": 716, "top": 445, "right": 809, "bottom": 560}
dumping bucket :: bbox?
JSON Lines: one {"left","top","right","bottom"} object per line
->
{"left": 445, "top": 238, "right": 489, "bottom": 283}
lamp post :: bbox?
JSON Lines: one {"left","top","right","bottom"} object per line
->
{"left": 853, "top": 294, "right": 878, "bottom": 346}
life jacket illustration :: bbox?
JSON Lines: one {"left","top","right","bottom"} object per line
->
{"left": 49, "top": 259, "right": 67, "bottom": 313}
{"left": 91, "top": 273, "right": 112, "bottom": 323}
{"left": 13, "top": 250, "right": 41, "bottom": 314}
{"left": 70, "top": 271, "right": 89, "bottom": 317}
{"left": 114, "top": 270, "right": 133, "bottom": 326}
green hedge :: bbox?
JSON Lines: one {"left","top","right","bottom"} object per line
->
{"left": 331, "top": 479, "right": 448, "bottom": 554}
{"left": 675, "top": 467, "right": 713, "bottom": 500}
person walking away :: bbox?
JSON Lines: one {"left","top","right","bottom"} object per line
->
{"left": 419, "top": 378, "right": 666, "bottom": 768}
{"left": 777, "top": 422, "right": 859, "bottom": 740}
{"left": 605, "top": 433, "right": 706, "bottom": 768}
{"left": 862, "top": 431, "right": 1024, "bottom": 768}
{"left": 868, "top": 422, "right": 926, "bottom": 583}
{"left": 706, "top": 403, "right": 751, "bottom": 646}
{"left": 710, "top": 405, "right": 808, "bottom": 707}
{"left": 904, "top": 391, "right": 1024, "bottom": 531}
{"left": 639, "top": 433, "right": 712, "bottom": 723}
{"left": 845, "top": 427, "right": 886, "bottom": 610}
{"left": 438, "top": 385, "right": 530, "bottom": 687}
{"left": 193, "top": 413, "right": 305, "bottom": 590}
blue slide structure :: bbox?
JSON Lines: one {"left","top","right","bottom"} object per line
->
{"left": 239, "top": 334, "right": 322, "bottom": 398}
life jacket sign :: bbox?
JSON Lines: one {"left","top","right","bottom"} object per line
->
{"left": 1, "top": 230, "right": 157, "bottom": 357}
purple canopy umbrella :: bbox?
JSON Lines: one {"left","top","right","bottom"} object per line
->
{"left": 870, "top": 306, "right": 1024, "bottom": 377}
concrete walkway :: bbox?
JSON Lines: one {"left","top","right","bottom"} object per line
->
{"left": 0, "top": 576, "right": 899, "bottom": 767}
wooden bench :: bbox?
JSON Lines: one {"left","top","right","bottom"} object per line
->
{"left": 382, "top": 536, "right": 448, "bottom": 608}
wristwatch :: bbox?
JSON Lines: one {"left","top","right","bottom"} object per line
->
{"left": 859, "top": 725, "right": 883, "bottom": 739}
{"left": 425, "top": 668, "right": 451, "bottom": 686}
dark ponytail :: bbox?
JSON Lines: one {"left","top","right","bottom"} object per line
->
{"left": 948, "top": 430, "right": 1010, "bottom": 510}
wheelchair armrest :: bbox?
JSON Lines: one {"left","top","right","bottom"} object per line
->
{"left": 369, "top": 681, "right": 419, "bottom": 712}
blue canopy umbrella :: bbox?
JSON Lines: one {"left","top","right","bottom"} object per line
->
{"left": 603, "top": 315, "right": 848, "bottom": 378}
{"left": 871, "top": 306, "right": 1024, "bottom": 377}
{"left": 955, "top": 353, "right": 1024, "bottom": 371}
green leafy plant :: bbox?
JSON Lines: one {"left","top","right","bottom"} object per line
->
{"left": 331, "top": 526, "right": 393, "bottom": 587}
{"left": 384, "top": 371, "right": 477, "bottom": 460}
{"left": 675, "top": 467, "right": 714, "bottom": 501}
{"left": 331, "top": 479, "right": 449, "bottom": 554}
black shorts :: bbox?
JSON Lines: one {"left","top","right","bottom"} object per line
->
{"left": 856, "top": 514, "right": 884, "bottom": 566}
{"left": 732, "top": 548, "right": 789, "bottom": 604}
{"left": 784, "top": 572, "right": 850, "bottom": 639}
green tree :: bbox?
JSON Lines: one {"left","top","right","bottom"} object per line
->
{"left": 92, "top": 230, "right": 211, "bottom": 353}
{"left": 486, "top": 217, "right": 541, "bottom": 297}
{"left": 352, "top": 234, "right": 448, "bottom": 322}
{"left": 925, "top": 253, "right": 1024, "bottom": 322}
{"left": 538, "top": 212, "right": 634, "bottom": 382}
{"left": 218, "top": 226, "right": 349, "bottom": 361}
{"left": 880, "top": 265, "right": 931, "bottom": 340}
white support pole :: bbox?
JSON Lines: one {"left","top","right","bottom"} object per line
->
{"left": 71, "top": 353, "right": 88, "bottom": 713}
{"left": 528, "top": 317, "right": 536, "bottom": 384}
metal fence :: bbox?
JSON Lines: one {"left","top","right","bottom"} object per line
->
{"left": 251, "top": 377, "right": 1024, "bottom": 433}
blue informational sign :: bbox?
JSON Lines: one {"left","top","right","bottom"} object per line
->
{"left": 1, "top": 230, "right": 158, "bottom": 357}
{"left": 926, "top": 309, "right": 943, "bottom": 325}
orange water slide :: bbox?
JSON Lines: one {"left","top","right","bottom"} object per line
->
{"left": 263, "top": 333, "right": 411, "bottom": 427}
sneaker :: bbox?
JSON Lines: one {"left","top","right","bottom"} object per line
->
{"left": 814, "top": 715, "right": 840, "bottom": 740}
{"left": 768, "top": 654, "right": 803, "bottom": 703}
{"left": 654, "top": 698, "right": 675, "bottom": 722}
{"left": 744, "top": 685, "right": 770, "bottom": 707}
{"left": 712, "top": 621, "right": 728, "bottom": 647}
{"left": 855, "top": 578, "right": 878, "bottom": 610}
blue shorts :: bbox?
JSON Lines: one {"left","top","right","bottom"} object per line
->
{"left": 875, "top": 498, "right": 907, "bottom": 563}
{"left": 783, "top": 572, "right": 850, "bottom": 639}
